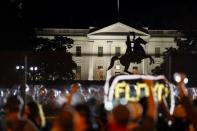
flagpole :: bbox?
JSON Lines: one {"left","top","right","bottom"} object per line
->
{"left": 117, "top": 0, "right": 119, "bottom": 21}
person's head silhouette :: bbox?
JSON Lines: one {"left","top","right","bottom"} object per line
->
{"left": 126, "top": 34, "right": 131, "bottom": 43}
{"left": 130, "top": 32, "right": 135, "bottom": 40}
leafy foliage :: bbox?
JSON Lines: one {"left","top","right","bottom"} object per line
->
{"left": 35, "top": 36, "right": 73, "bottom": 52}
{"left": 152, "top": 30, "right": 197, "bottom": 85}
{"left": 29, "top": 36, "right": 77, "bottom": 83}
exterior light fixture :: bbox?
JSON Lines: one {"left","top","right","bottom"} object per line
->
{"left": 184, "top": 77, "right": 189, "bottom": 84}
{"left": 30, "top": 66, "right": 38, "bottom": 71}
{"left": 174, "top": 73, "right": 181, "bottom": 83}
{"left": 16, "top": 66, "right": 20, "bottom": 70}
{"left": 34, "top": 66, "right": 38, "bottom": 71}
{"left": 173, "top": 72, "right": 189, "bottom": 84}
{"left": 21, "top": 66, "right": 24, "bottom": 69}
{"left": 30, "top": 67, "right": 34, "bottom": 71}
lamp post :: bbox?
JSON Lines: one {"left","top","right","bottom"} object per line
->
{"left": 15, "top": 65, "right": 25, "bottom": 82}
{"left": 15, "top": 64, "right": 26, "bottom": 103}
{"left": 29, "top": 66, "right": 38, "bottom": 82}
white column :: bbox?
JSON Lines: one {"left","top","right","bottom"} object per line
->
{"left": 106, "top": 69, "right": 112, "bottom": 81}
{"left": 107, "top": 42, "right": 112, "bottom": 79}
{"left": 88, "top": 43, "right": 94, "bottom": 80}
{"left": 88, "top": 56, "right": 94, "bottom": 80}
{"left": 142, "top": 59, "right": 148, "bottom": 75}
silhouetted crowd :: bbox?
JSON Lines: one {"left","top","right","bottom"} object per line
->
{"left": 0, "top": 74, "right": 197, "bottom": 131}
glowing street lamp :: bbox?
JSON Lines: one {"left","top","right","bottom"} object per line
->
{"left": 16, "top": 65, "right": 25, "bottom": 70}
{"left": 16, "top": 66, "right": 20, "bottom": 70}
{"left": 30, "top": 66, "right": 38, "bottom": 71}
{"left": 173, "top": 73, "right": 189, "bottom": 84}
{"left": 30, "top": 67, "right": 34, "bottom": 71}
{"left": 34, "top": 66, "right": 38, "bottom": 71}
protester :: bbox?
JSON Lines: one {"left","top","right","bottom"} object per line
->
{"left": 2, "top": 96, "right": 38, "bottom": 131}
{"left": 176, "top": 73, "right": 197, "bottom": 131}
{"left": 26, "top": 101, "right": 50, "bottom": 131}
{"left": 51, "top": 109, "right": 74, "bottom": 131}
{"left": 74, "top": 104, "right": 94, "bottom": 131}
{"left": 108, "top": 79, "right": 157, "bottom": 131}
{"left": 108, "top": 104, "right": 130, "bottom": 131}
{"left": 67, "top": 83, "right": 85, "bottom": 106}
{"left": 0, "top": 73, "right": 197, "bottom": 131}
{"left": 155, "top": 73, "right": 197, "bottom": 131}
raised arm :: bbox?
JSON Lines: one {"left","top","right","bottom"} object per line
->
{"left": 132, "top": 80, "right": 157, "bottom": 131}
{"left": 159, "top": 98, "right": 174, "bottom": 122}
{"left": 177, "top": 73, "right": 197, "bottom": 131}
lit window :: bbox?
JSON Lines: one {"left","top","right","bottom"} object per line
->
{"left": 115, "top": 47, "right": 121, "bottom": 56}
{"left": 132, "top": 66, "right": 139, "bottom": 74}
{"left": 97, "top": 66, "right": 104, "bottom": 80}
{"left": 76, "top": 66, "right": 81, "bottom": 80}
{"left": 98, "top": 47, "right": 103, "bottom": 57}
{"left": 76, "top": 46, "right": 81, "bottom": 56}
{"left": 155, "top": 47, "right": 160, "bottom": 58}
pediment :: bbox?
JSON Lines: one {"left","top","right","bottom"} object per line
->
{"left": 88, "top": 22, "right": 149, "bottom": 36}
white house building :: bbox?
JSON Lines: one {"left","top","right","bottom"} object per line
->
{"left": 36, "top": 22, "right": 180, "bottom": 80}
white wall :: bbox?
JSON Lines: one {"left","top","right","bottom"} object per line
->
{"left": 146, "top": 37, "right": 177, "bottom": 74}
{"left": 37, "top": 32, "right": 178, "bottom": 80}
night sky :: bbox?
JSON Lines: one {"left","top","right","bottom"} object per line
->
{"left": 1, "top": 0, "right": 196, "bottom": 50}
{"left": 0, "top": 0, "right": 197, "bottom": 86}
{"left": 22, "top": 0, "right": 197, "bottom": 29}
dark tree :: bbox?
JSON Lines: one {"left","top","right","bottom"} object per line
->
{"left": 152, "top": 30, "right": 197, "bottom": 86}
{"left": 151, "top": 47, "right": 176, "bottom": 76}
{"left": 34, "top": 36, "right": 74, "bottom": 52}
{"left": 28, "top": 36, "right": 77, "bottom": 83}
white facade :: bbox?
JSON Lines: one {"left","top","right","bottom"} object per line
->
{"left": 36, "top": 22, "right": 180, "bottom": 80}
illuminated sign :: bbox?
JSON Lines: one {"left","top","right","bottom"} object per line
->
{"left": 114, "top": 82, "right": 169, "bottom": 102}
{"left": 103, "top": 74, "right": 175, "bottom": 113}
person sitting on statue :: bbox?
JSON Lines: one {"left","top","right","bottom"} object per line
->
{"left": 125, "top": 32, "right": 135, "bottom": 55}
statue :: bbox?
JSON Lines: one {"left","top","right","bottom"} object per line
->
{"left": 107, "top": 32, "right": 154, "bottom": 74}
